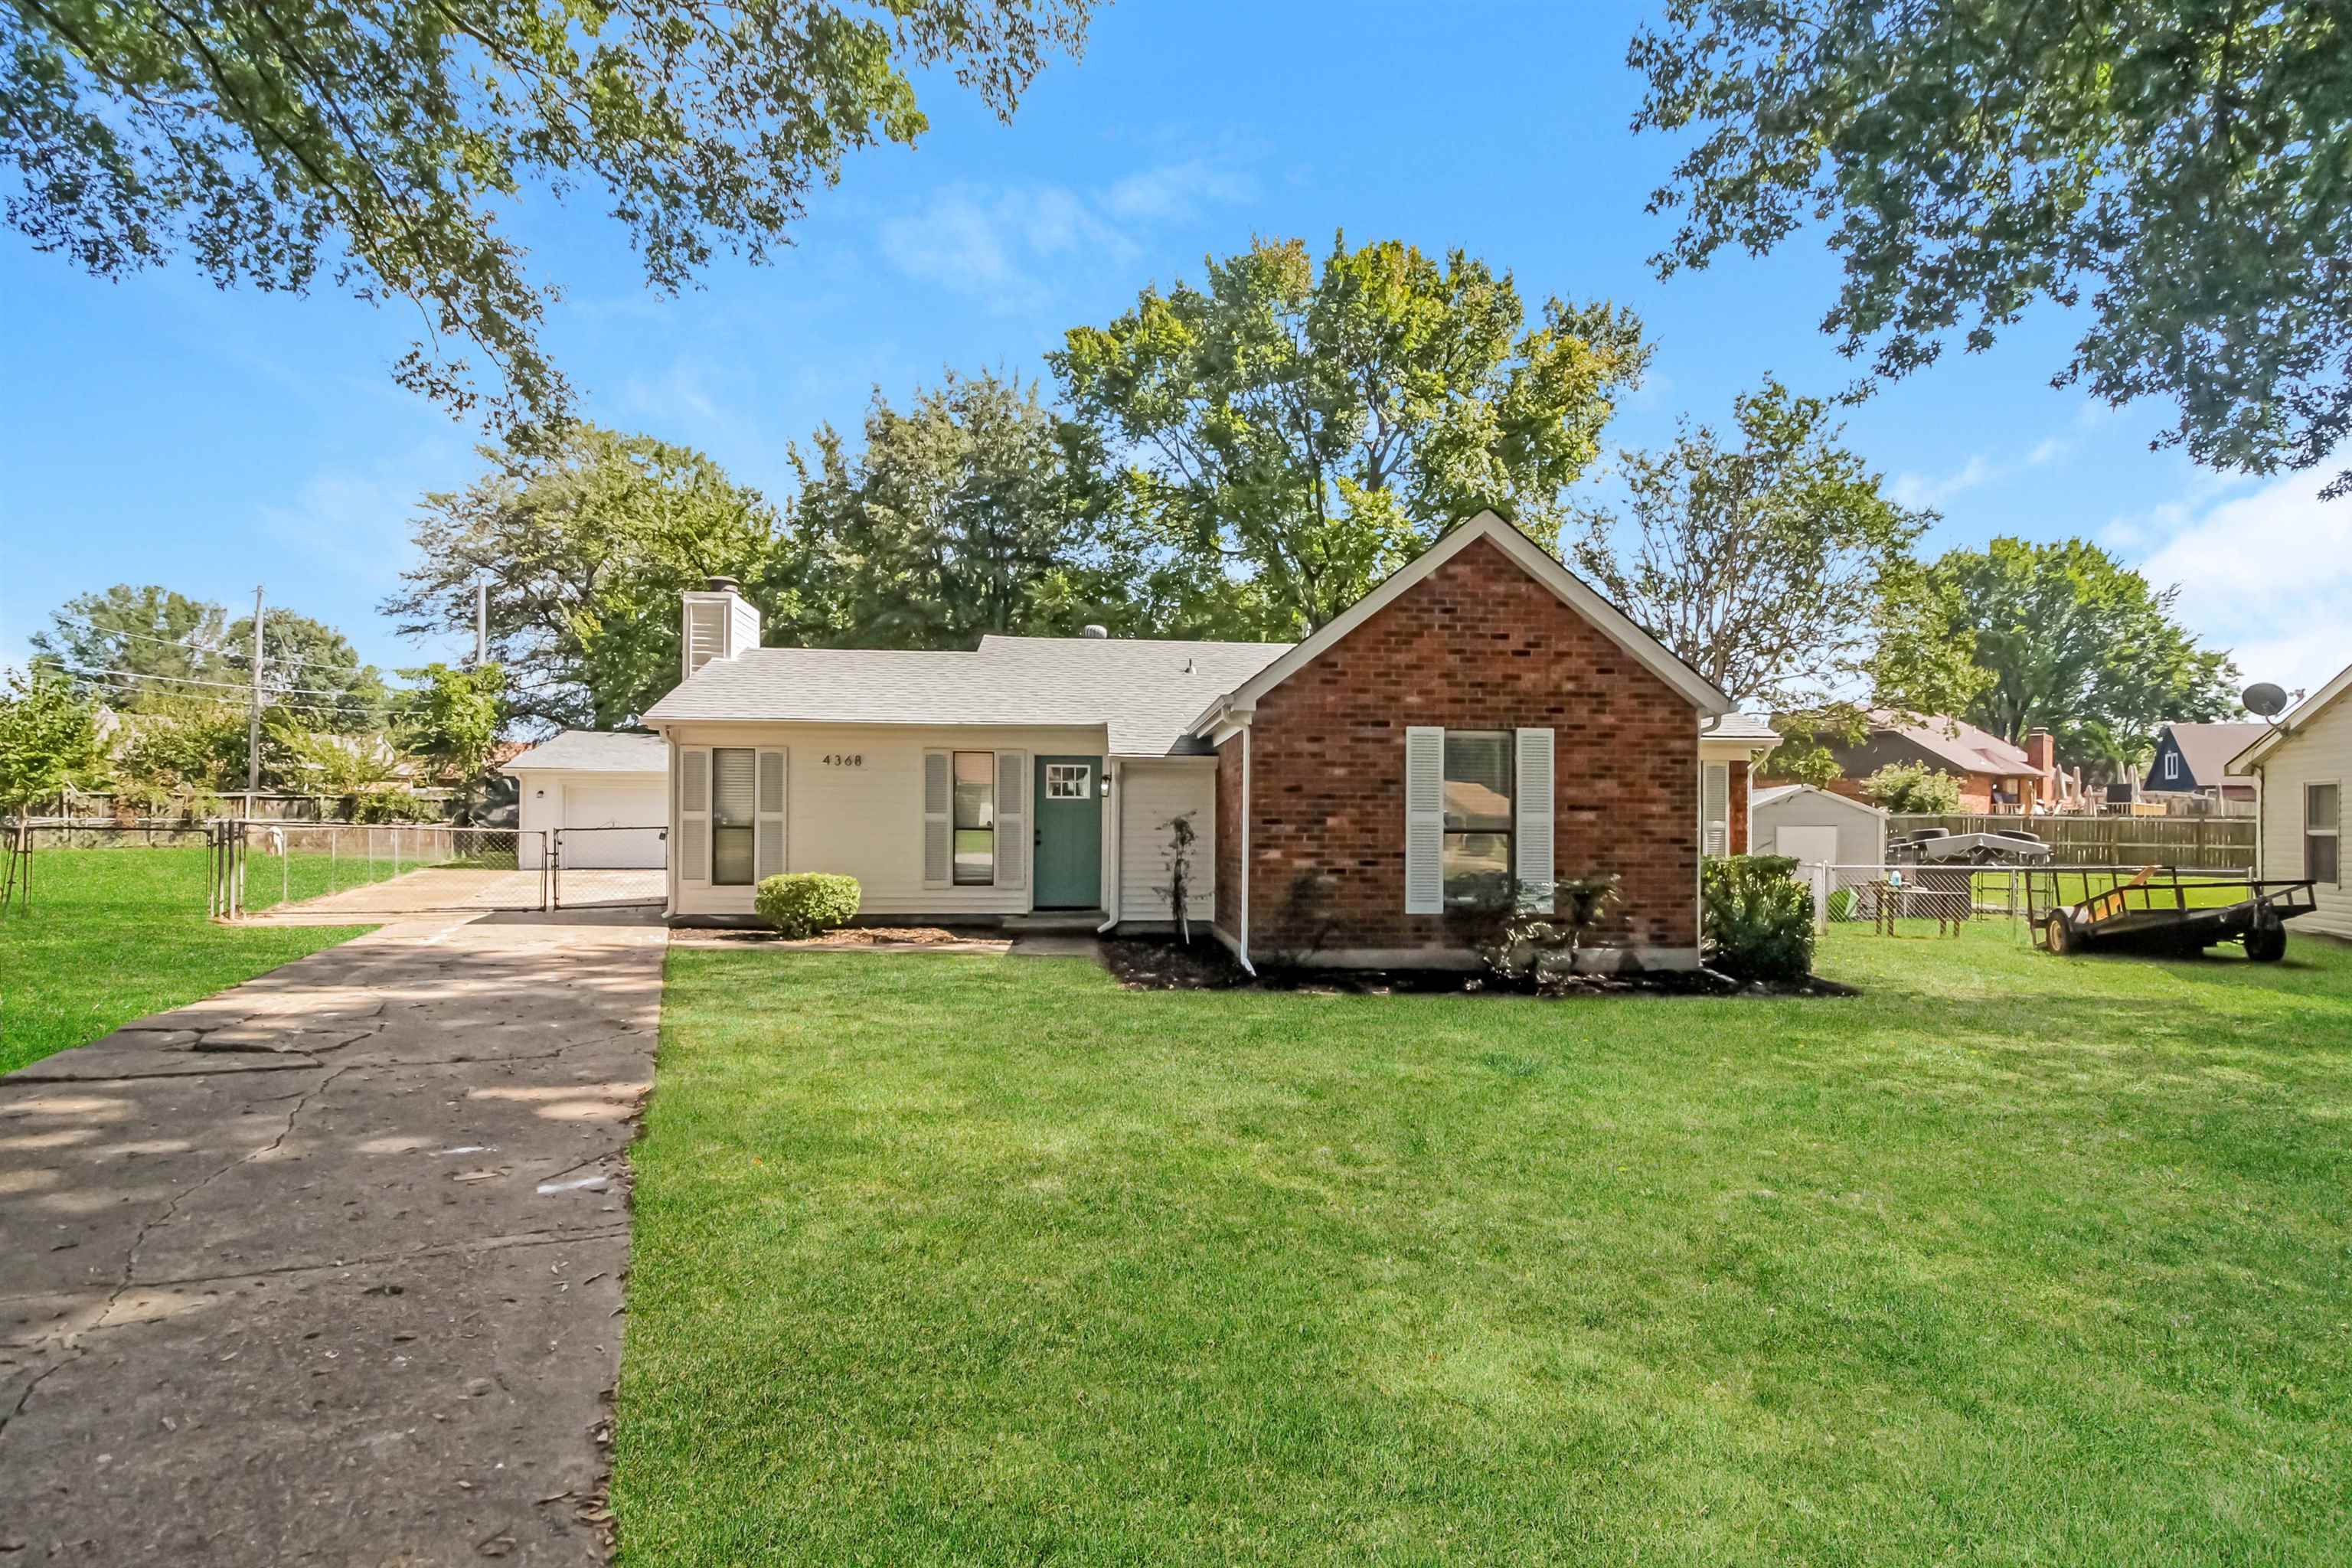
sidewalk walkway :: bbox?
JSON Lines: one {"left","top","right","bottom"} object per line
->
{"left": 0, "top": 910, "right": 665, "bottom": 1563}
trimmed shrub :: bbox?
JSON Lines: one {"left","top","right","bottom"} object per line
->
{"left": 352, "top": 788, "right": 443, "bottom": 824}
{"left": 1702, "top": 854, "right": 1816, "bottom": 982}
{"left": 1857, "top": 761, "right": 1965, "bottom": 815}
{"left": 755, "top": 873, "right": 862, "bottom": 939}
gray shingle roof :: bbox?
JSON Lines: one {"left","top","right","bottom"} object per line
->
{"left": 642, "top": 635, "right": 1292, "bottom": 756}
{"left": 1704, "top": 713, "right": 1780, "bottom": 741}
{"left": 501, "top": 730, "right": 668, "bottom": 774}
{"left": 2157, "top": 720, "right": 2267, "bottom": 785}
{"left": 1871, "top": 710, "right": 2038, "bottom": 778}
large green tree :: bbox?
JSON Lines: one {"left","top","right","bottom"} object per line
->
{"left": 31, "top": 585, "right": 388, "bottom": 727}
{"left": 1632, "top": 2, "right": 2352, "bottom": 492}
{"left": 3, "top": 0, "right": 1090, "bottom": 429}
{"left": 386, "top": 426, "right": 796, "bottom": 730}
{"left": 1570, "top": 378, "right": 1930, "bottom": 710}
{"left": 1053, "top": 234, "right": 1649, "bottom": 635}
{"left": 1903, "top": 537, "right": 2239, "bottom": 760}
{"left": 0, "top": 669, "right": 105, "bottom": 809}
{"left": 789, "top": 370, "right": 1168, "bottom": 648}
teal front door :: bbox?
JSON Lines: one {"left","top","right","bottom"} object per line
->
{"left": 1033, "top": 756, "right": 1103, "bottom": 909}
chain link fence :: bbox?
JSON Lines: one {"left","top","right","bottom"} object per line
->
{"left": 214, "top": 822, "right": 549, "bottom": 918}
{"left": 551, "top": 825, "right": 668, "bottom": 909}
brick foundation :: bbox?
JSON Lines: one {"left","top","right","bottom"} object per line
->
{"left": 1220, "top": 536, "right": 1700, "bottom": 961}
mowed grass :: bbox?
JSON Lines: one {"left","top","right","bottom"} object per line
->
{"left": 0, "top": 848, "right": 372, "bottom": 1073}
{"left": 619, "top": 926, "right": 2352, "bottom": 1566}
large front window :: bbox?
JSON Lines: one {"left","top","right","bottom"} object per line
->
{"left": 711, "top": 747, "right": 756, "bottom": 886}
{"left": 1442, "top": 731, "right": 1512, "bottom": 907}
{"left": 952, "top": 752, "right": 995, "bottom": 885}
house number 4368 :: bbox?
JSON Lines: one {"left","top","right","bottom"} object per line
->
{"left": 822, "top": 753, "right": 864, "bottom": 768}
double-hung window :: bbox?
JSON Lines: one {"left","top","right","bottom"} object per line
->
{"left": 1442, "top": 731, "right": 1513, "bottom": 907}
{"left": 710, "top": 747, "right": 757, "bottom": 886}
{"left": 2308, "top": 782, "right": 2341, "bottom": 886}
{"left": 952, "top": 752, "right": 995, "bottom": 885}
{"left": 2164, "top": 752, "right": 2180, "bottom": 782}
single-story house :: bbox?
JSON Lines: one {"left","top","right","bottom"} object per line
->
{"left": 1769, "top": 710, "right": 2070, "bottom": 812}
{"left": 639, "top": 511, "right": 1779, "bottom": 969}
{"left": 501, "top": 730, "right": 670, "bottom": 869}
{"left": 2141, "top": 720, "right": 2264, "bottom": 802}
{"left": 1750, "top": 782, "right": 1886, "bottom": 869}
{"left": 2230, "top": 663, "right": 2349, "bottom": 941}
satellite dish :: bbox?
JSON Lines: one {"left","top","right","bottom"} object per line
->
{"left": 2243, "top": 681, "right": 2290, "bottom": 719}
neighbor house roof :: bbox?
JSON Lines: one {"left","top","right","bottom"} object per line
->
{"left": 501, "top": 730, "right": 668, "bottom": 774}
{"left": 1872, "top": 710, "right": 2040, "bottom": 779}
{"left": 2232, "top": 659, "right": 2352, "bottom": 770}
{"left": 2153, "top": 720, "right": 2267, "bottom": 786}
{"left": 642, "top": 635, "right": 1291, "bottom": 756}
{"left": 1704, "top": 713, "right": 1780, "bottom": 742}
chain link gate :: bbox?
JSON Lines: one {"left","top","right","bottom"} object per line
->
{"left": 551, "top": 825, "right": 668, "bottom": 909}
{"left": 209, "top": 821, "right": 550, "bottom": 919}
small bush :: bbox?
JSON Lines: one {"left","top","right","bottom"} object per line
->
{"left": 1702, "top": 854, "right": 1816, "bottom": 982}
{"left": 352, "top": 788, "right": 443, "bottom": 825}
{"left": 755, "top": 873, "right": 862, "bottom": 939}
{"left": 1857, "top": 761, "right": 1964, "bottom": 815}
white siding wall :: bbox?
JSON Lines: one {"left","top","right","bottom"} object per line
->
{"left": 2257, "top": 697, "right": 2352, "bottom": 941}
{"left": 663, "top": 724, "right": 1107, "bottom": 918}
{"left": 1116, "top": 760, "right": 1217, "bottom": 926}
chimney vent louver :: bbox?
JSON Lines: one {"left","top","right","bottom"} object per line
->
{"left": 1081, "top": 623, "right": 1109, "bottom": 639}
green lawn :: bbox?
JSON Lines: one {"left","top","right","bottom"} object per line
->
{"left": 0, "top": 848, "right": 372, "bottom": 1073}
{"left": 617, "top": 926, "right": 2352, "bottom": 1565}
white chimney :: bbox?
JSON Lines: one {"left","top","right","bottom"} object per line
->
{"left": 681, "top": 576, "right": 761, "bottom": 682}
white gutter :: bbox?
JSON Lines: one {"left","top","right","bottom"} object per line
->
{"left": 1237, "top": 724, "right": 1256, "bottom": 975}
{"left": 1096, "top": 757, "right": 1122, "bottom": 935}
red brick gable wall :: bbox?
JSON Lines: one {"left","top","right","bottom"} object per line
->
{"left": 1220, "top": 535, "right": 1700, "bottom": 957}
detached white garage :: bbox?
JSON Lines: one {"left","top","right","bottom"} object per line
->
{"left": 1751, "top": 783, "right": 1886, "bottom": 869}
{"left": 504, "top": 730, "right": 670, "bottom": 872}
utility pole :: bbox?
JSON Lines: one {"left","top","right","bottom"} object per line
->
{"left": 473, "top": 581, "right": 488, "bottom": 666}
{"left": 246, "top": 585, "right": 265, "bottom": 812}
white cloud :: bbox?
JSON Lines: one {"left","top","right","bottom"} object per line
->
{"left": 1889, "top": 404, "right": 2093, "bottom": 508}
{"left": 2117, "top": 468, "right": 2352, "bottom": 694}
{"left": 622, "top": 356, "right": 722, "bottom": 426}
{"left": 877, "top": 159, "right": 1253, "bottom": 314}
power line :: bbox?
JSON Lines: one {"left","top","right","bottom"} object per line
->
{"left": 71, "top": 675, "right": 377, "bottom": 722}
{"left": 40, "top": 611, "right": 225, "bottom": 653}
{"left": 51, "top": 660, "right": 367, "bottom": 702}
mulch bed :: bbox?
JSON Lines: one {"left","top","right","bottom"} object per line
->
{"left": 679, "top": 925, "right": 991, "bottom": 948}
{"left": 1101, "top": 937, "right": 1855, "bottom": 998}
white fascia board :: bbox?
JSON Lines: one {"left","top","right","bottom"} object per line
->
{"left": 1203, "top": 511, "right": 1731, "bottom": 723}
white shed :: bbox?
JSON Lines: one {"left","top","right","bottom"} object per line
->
{"left": 1751, "top": 783, "right": 1886, "bottom": 869}
{"left": 2233, "top": 662, "right": 2350, "bottom": 941}
{"left": 503, "top": 730, "right": 670, "bottom": 871}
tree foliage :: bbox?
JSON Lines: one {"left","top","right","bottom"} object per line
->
{"left": 3, "top": 0, "right": 1092, "bottom": 430}
{"left": 399, "top": 661, "right": 505, "bottom": 786}
{"left": 1571, "top": 378, "right": 1929, "bottom": 710}
{"left": 0, "top": 669, "right": 105, "bottom": 809}
{"left": 790, "top": 370, "right": 1155, "bottom": 648}
{"left": 1632, "top": 2, "right": 2352, "bottom": 492}
{"left": 1857, "top": 762, "right": 1964, "bottom": 815}
{"left": 1909, "top": 537, "right": 2238, "bottom": 760}
{"left": 387, "top": 426, "right": 795, "bottom": 730}
{"left": 31, "top": 585, "right": 388, "bottom": 727}
{"left": 1054, "top": 234, "right": 1648, "bottom": 635}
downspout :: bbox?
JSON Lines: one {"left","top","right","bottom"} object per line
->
{"left": 1096, "top": 757, "right": 1122, "bottom": 935}
{"left": 1237, "top": 724, "right": 1257, "bottom": 975}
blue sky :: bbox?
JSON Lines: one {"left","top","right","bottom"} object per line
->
{"left": 4, "top": 0, "right": 2344, "bottom": 697}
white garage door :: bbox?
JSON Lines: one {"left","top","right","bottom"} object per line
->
{"left": 560, "top": 781, "right": 668, "bottom": 869}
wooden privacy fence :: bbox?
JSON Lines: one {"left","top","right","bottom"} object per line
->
{"left": 1890, "top": 814, "right": 2257, "bottom": 870}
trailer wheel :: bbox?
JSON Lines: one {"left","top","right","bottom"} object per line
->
{"left": 2044, "top": 913, "right": 2076, "bottom": 956}
{"left": 2245, "top": 920, "right": 2287, "bottom": 964}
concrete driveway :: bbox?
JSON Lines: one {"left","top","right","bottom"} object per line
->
{"left": 0, "top": 910, "right": 665, "bottom": 1563}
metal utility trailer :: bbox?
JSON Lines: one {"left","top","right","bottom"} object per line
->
{"left": 2029, "top": 866, "right": 2318, "bottom": 961}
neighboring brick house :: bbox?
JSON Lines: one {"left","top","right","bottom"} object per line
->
{"left": 1771, "top": 710, "right": 2063, "bottom": 812}
{"left": 641, "top": 511, "right": 1775, "bottom": 968}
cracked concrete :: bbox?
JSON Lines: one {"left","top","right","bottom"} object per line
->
{"left": 0, "top": 908, "right": 665, "bottom": 1563}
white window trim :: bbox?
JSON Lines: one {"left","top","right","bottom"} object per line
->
{"left": 2308, "top": 779, "right": 2342, "bottom": 886}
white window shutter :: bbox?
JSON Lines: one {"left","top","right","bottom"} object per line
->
{"left": 922, "top": 750, "right": 952, "bottom": 887}
{"left": 678, "top": 747, "right": 711, "bottom": 884}
{"left": 1405, "top": 726, "right": 1445, "bottom": 915}
{"left": 1703, "top": 761, "right": 1730, "bottom": 858}
{"left": 754, "top": 750, "right": 786, "bottom": 883}
{"left": 1515, "top": 727, "right": 1556, "bottom": 913}
{"left": 995, "top": 751, "right": 1027, "bottom": 891}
